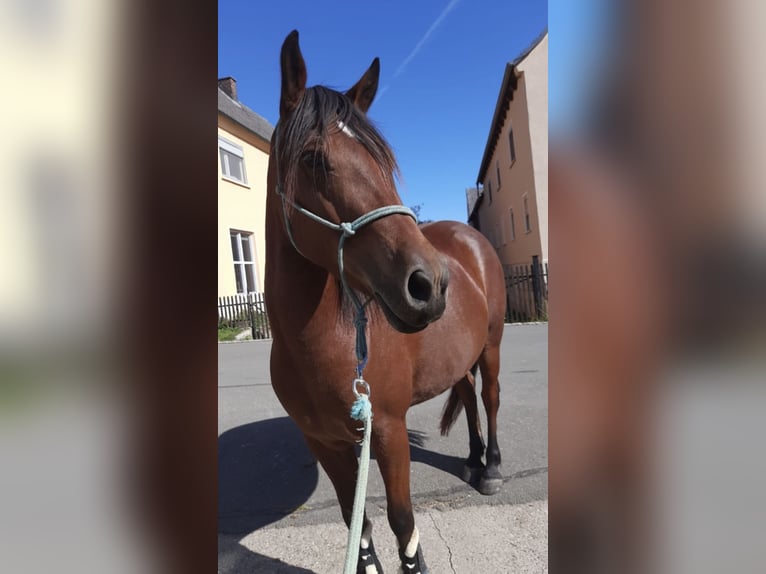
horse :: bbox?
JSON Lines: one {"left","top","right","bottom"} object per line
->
{"left": 265, "top": 30, "right": 507, "bottom": 573}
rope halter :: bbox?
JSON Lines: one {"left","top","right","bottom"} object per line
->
{"left": 273, "top": 122, "right": 417, "bottom": 373}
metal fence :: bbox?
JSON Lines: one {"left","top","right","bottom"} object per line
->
{"left": 218, "top": 292, "right": 272, "bottom": 340}
{"left": 503, "top": 261, "right": 548, "bottom": 322}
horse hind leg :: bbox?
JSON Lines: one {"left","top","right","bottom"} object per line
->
{"left": 477, "top": 343, "right": 503, "bottom": 495}
{"left": 303, "top": 437, "right": 384, "bottom": 574}
{"left": 440, "top": 365, "right": 487, "bottom": 485}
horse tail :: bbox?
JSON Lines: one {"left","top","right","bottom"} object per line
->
{"left": 439, "top": 387, "right": 463, "bottom": 436}
{"left": 439, "top": 362, "right": 479, "bottom": 436}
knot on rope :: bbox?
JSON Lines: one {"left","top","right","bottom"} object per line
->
{"left": 339, "top": 222, "right": 356, "bottom": 237}
{"left": 350, "top": 394, "right": 372, "bottom": 422}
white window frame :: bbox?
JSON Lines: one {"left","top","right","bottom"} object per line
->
{"left": 230, "top": 229, "right": 259, "bottom": 293}
{"left": 219, "top": 136, "right": 248, "bottom": 185}
{"left": 509, "top": 207, "right": 516, "bottom": 241}
{"left": 523, "top": 193, "right": 531, "bottom": 233}
{"left": 508, "top": 123, "right": 517, "bottom": 166}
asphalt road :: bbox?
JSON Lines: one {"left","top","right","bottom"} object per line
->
{"left": 219, "top": 323, "right": 547, "bottom": 573}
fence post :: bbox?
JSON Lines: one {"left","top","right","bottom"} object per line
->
{"left": 247, "top": 292, "right": 256, "bottom": 339}
{"left": 531, "top": 257, "right": 543, "bottom": 319}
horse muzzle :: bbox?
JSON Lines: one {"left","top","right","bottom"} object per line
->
{"left": 375, "top": 261, "right": 449, "bottom": 334}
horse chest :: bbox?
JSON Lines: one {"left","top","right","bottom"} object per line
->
{"left": 270, "top": 336, "right": 364, "bottom": 441}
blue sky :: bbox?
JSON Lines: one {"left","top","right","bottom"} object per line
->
{"left": 219, "top": 1, "right": 548, "bottom": 222}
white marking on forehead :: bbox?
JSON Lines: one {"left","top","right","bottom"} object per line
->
{"left": 337, "top": 120, "right": 357, "bottom": 140}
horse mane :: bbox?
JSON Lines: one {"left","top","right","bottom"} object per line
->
{"left": 277, "top": 85, "right": 400, "bottom": 205}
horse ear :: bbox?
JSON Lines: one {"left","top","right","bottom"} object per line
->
{"left": 280, "top": 30, "right": 307, "bottom": 117}
{"left": 345, "top": 57, "right": 380, "bottom": 114}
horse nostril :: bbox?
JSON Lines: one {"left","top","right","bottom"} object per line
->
{"left": 407, "top": 269, "right": 433, "bottom": 303}
{"left": 439, "top": 267, "right": 450, "bottom": 297}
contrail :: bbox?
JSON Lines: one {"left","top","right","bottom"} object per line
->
{"left": 393, "top": 0, "right": 462, "bottom": 78}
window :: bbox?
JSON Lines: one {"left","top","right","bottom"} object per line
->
{"left": 230, "top": 230, "right": 258, "bottom": 293}
{"left": 509, "top": 208, "right": 516, "bottom": 240}
{"left": 219, "top": 137, "right": 248, "bottom": 184}
{"left": 487, "top": 180, "right": 493, "bottom": 204}
{"left": 496, "top": 160, "right": 501, "bottom": 189}
{"left": 523, "top": 193, "right": 531, "bottom": 233}
{"left": 509, "top": 124, "right": 516, "bottom": 165}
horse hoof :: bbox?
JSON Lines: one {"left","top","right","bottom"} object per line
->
{"left": 358, "top": 537, "right": 384, "bottom": 574}
{"left": 478, "top": 476, "right": 503, "bottom": 495}
{"left": 399, "top": 544, "right": 428, "bottom": 574}
{"left": 461, "top": 464, "right": 485, "bottom": 484}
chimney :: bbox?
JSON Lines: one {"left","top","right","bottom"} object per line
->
{"left": 218, "top": 77, "right": 237, "bottom": 101}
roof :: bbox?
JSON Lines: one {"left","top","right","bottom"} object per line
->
{"left": 466, "top": 186, "right": 484, "bottom": 221}
{"left": 511, "top": 27, "right": 548, "bottom": 67}
{"left": 217, "top": 88, "right": 274, "bottom": 143}
{"left": 476, "top": 29, "right": 547, "bottom": 185}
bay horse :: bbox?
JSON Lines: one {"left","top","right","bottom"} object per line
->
{"left": 265, "top": 30, "right": 506, "bottom": 573}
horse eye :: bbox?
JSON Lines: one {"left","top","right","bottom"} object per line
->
{"left": 300, "top": 150, "right": 330, "bottom": 170}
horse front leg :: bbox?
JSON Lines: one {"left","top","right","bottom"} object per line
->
{"left": 303, "top": 437, "right": 384, "bottom": 574}
{"left": 372, "top": 418, "right": 429, "bottom": 574}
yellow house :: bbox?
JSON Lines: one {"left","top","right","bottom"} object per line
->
{"left": 468, "top": 31, "right": 548, "bottom": 269}
{"left": 218, "top": 78, "right": 274, "bottom": 296}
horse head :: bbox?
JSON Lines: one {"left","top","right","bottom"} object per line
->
{"left": 273, "top": 30, "right": 449, "bottom": 333}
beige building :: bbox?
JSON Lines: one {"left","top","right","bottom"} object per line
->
{"left": 218, "top": 78, "right": 274, "bottom": 296}
{"left": 468, "top": 31, "right": 548, "bottom": 272}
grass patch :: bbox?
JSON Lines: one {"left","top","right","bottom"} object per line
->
{"left": 218, "top": 326, "right": 241, "bottom": 341}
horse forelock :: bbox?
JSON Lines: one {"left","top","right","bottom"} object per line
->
{"left": 277, "top": 85, "right": 399, "bottom": 205}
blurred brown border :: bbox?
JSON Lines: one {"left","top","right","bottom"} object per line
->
{"left": 123, "top": 1, "right": 217, "bottom": 573}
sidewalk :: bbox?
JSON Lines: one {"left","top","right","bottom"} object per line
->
{"left": 220, "top": 500, "right": 548, "bottom": 573}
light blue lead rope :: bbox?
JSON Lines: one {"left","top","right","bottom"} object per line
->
{"left": 344, "top": 378, "right": 373, "bottom": 574}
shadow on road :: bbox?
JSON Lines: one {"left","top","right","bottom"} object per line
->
{"left": 219, "top": 534, "right": 317, "bottom": 574}
{"left": 406, "top": 428, "right": 468, "bottom": 483}
{"left": 219, "top": 417, "right": 318, "bottom": 534}
{"left": 368, "top": 428, "right": 473, "bottom": 486}
{"left": 219, "top": 417, "right": 319, "bottom": 573}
